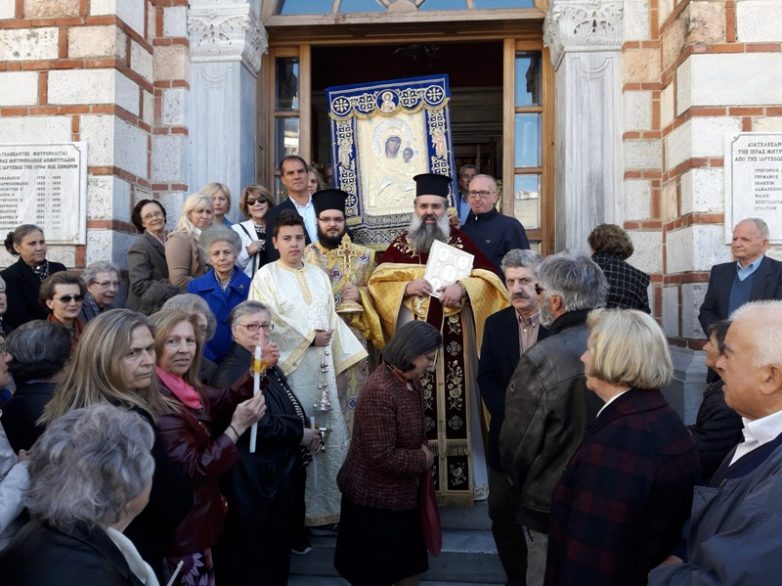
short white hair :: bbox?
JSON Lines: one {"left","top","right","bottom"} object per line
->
{"left": 736, "top": 218, "right": 769, "bottom": 240}
{"left": 731, "top": 300, "right": 782, "bottom": 368}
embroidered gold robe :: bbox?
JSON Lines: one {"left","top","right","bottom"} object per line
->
{"left": 367, "top": 228, "right": 507, "bottom": 505}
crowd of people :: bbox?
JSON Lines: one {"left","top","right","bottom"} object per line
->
{"left": 0, "top": 157, "right": 781, "bottom": 586}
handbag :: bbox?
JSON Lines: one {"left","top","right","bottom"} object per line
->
{"left": 419, "top": 468, "right": 442, "bottom": 556}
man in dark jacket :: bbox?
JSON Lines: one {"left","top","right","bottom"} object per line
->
{"left": 479, "top": 248, "right": 547, "bottom": 586}
{"left": 461, "top": 174, "right": 530, "bottom": 271}
{"left": 499, "top": 251, "right": 608, "bottom": 586}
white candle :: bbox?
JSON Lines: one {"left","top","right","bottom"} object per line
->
{"left": 249, "top": 344, "right": 261, "bottom": 453}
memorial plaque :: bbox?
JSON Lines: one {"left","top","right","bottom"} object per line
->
{"left": 0, "top": 143, "right": 88, "bottom": 244}
{"left": 725, "top": 133, "right": 782, "bottom": 244}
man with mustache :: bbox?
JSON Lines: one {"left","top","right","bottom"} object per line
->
{"left": 478, "top": 248, "right": 548, "bottom": 586}
{"left": 303, "top": 189, "right": 381, "bottom": 433}
{"left": 368, "top": 173, "right": 507, "bottom": 505}
{"left": 499, "top": 251, "right": 608, "bottom": 586}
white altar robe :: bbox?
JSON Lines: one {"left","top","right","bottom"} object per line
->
{"left": 249, "top": 260, "right": 367, "bottom": 525}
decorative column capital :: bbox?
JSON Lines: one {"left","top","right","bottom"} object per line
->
{"left": 188, "top": 1, "right": 268, "bottom": 74}
{"left": 543, "top": 0, "right": 623, "bottom": 69}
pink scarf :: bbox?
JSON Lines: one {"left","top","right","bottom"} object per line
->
{"left": 155, "top": 366, "right": 202, "bottom": 409}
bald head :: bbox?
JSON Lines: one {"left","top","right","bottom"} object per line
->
{"left": 716, "top": 301, "right": 782, "bottom": 419}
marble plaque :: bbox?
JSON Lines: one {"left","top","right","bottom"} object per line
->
{"left": 725, "top": 133, "right": 782, "bottom": 243}
{"left": 0, "top": 143, "right": 88, "bottom": 244}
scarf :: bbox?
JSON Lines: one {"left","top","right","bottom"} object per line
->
{"left": 155, "top": 366, "right": 202, "bottom": 409}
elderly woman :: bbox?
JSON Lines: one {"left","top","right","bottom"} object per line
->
{"left": 186, "top": 225, "right": 251, "bottom": 362}
{"left": 588, "top": 223, "right": 651, "bottom": 313}
{"left": 127, "top": 199, "right": 169, "bottom": 311}
{"left": 232, "top": 184, "right": 273, "bottom": 277}
{"left": 80, "top": 260, "right": 120, "bottom": 321}
{"left": 149, "top": 309, "right": 265, "bottom": 585}
{"left": 335, "top": 320, "right": 441, "bottom": 586}
{"left": 39, "top": 271, "right": 86, "bottom": 348}
{"left": 166, "top": 192, "right": 214, "bottom": 288}
{"left": 2, "top": 321, "right": 70, "bottom": 452}
{"left": 162, "top": 293, "right": 219, "bottom": 381}
{"left": 545, "top": 309, "right": 699, "bottom": 586}
{"left": 688, "top": 320, "right": 743, "bottom": 483}
{"left": 210, "top": 300, "right": 317, "bottom": 585}
{"left": 202, "top": 182, "right": 234, "bottom": 226}
{"left": 0, "top": 405, "right": 158, "bottom": 584}
{"left": 41, "top": 309, "right": 193, "bottom": 580}
{"left": 1, "top": 225, "right": 67, "bottom": 329}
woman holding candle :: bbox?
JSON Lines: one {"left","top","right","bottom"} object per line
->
{"left": 334, "top": 320, "right": 441, "bottom": 586}
{"left": 148, "top": 309, "right": 266, "bottom": 586}
{"left": 211, "top": 300, "right": 320, "bottom": 585}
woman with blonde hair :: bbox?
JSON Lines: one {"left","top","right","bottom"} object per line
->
{"left": 148, "top": 309, "right": 265, "bottom": 586}
{"left": 165, "top": 192, "right": 214, "bottom": 287}
{"left": 545, "top": 309, "right": 699, "bottom": 586}
{"left": 232, "top": 184, "right": 273, "bottom": 277}
{"left": 41, "top": 309, "right": 193, "bottom": 581}
{"left": 202, "top": 182, "right": 233, "bottom": 226}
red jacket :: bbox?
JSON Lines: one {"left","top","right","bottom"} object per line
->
{"left": 337, "top": 364, "right": 429, "bottom": 511}
{"left": 156, "top": 380, "right": 249, "bottom": 555}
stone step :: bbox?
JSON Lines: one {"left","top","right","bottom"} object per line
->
{"left": 439, "top": 500, "right": 492, "bottom": 531}
{"left": 290, "top": 528, "right": 505, "bottom": 584}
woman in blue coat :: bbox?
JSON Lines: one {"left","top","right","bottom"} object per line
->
{"left": 186, "top": 225, "right": 250, "bottom": 362}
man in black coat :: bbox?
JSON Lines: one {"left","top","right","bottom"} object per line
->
{"left": 461, "top": 174, "right": 530, "bottom": 271}
{"left": 262, "top": 155, "right": 316, "bottom": 264}
{"left": 698, "top": 217, "right": 782, "bottom": 380}
{"left": 499, "top": 252, "right": 607, "bottom": 586}
{"left": 479, "top": 248, "right": 547, "bottom": 586}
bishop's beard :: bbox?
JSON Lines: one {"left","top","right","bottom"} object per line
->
{"left": 407, "top": 213, "right": 450, "bottom": 254}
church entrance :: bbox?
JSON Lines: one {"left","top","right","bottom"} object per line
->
{"left": 260, "top": 11, "right": 553, "bottom": 251}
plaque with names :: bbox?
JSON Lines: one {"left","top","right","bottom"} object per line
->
{"left": 725, "top": 133, "right": 782, "bottom": 244}
{"left": 0, "top": 143, "right": 88, "bottom": 244}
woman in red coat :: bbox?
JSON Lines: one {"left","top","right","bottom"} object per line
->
{"left": 335, "top": 320, "right": 441, "bottom": 586}
{"left": 148, "top": 309, "right": 265, "bottom": 586}
{"left": 545, "top": 309, "right": 699, "bottom": 586}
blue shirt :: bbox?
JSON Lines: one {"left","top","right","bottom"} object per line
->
{"left": 736, "top": 257, "right": 763, "bottom": 281}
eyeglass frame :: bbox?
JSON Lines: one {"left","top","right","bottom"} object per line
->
{"left": 467, "top": 190, "right": 496, "bottom": 200}
{"left": 237, "top": 322, "right": 275, "bottom": 333}
{"left": 53, "top": 295, "right": 84, "bottom": 303}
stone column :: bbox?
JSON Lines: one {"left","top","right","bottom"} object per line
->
{"left": 544, "top": 0, "right": 623, "bottom": 252}
{"left": 187, "top": 0, "right": 267, "bottom": 213}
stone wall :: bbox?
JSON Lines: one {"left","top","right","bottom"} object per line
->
{"left": 0, "top": 0, "right": 190, "bottom": 270}
{"left": 621, "top": 0, "right": 782, "bottom": 419}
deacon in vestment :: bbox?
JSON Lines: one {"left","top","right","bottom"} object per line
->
{"left": 368, "top": 173, "right": 507, "bottom": 505}
{"left": 303, "top": 189, "right": 383, "bottom": 434}
{"left": 250, "top": 210, "right": 367, "bottom": 526}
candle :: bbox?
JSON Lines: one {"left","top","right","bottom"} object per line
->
{"left": 249, "top": 344, "right": 261, "bottom": 453}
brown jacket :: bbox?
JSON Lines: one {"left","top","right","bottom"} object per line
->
{"left": 165, "top": 230, "right": 205, "bottom": 288}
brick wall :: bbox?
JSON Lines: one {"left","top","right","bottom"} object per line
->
{"left": 0, "top": 0, "right": 190, "bottom": 270}
{"left": 622, "top": 0, "right": 782, "bottom": 350}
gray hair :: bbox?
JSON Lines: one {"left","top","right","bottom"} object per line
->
{"left": 731, "top": 300, "right": 782, "bottom": 368}
{"left": 197, "top": 224, "right": 242, "bottom": 259}
{"left": 162, "top": 293, "right": 217, "bottom": 340}
{"left": 230, "top": 300, "right": 271, "bottom": 327}
{"left": 383, "top": 321, "right": 442, "bottom": 372}
{"left": 737, "top": 217, "right": 769, "bottom": 240}
{"left": 82, "top": 260, "right": 120, "bottom": 285}
{"left": 537, "top": 250, "right": 608, "bottom": 312}
{"left": 7, "top": 320, "right": 71, "bottom": 383}
{"left": 25, "top": 404, "right": 154, "bottom": 531}
{"left": 501, "top": 249, "right": 543, "bottom": 274}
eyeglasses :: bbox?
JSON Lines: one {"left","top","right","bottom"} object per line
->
{"left": 96, "top": 280, "right": 120, "bottom": 289}
{"left": 467, "top": 190, "right": 495, "bottom": 199}
{"left": 239, "top": 322, "right": 274, "bottom": 333}
{"left": 247, "top": 199, "right": 268, "bottom": 206}
{"left": 534, "top": 284, "right": 545, "bottom": 296}
{"left": 141, "top": 211, "right": 164, "bottom": 221}
{"left": 54, "top": 295, "right": 84, "bottom": 303}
